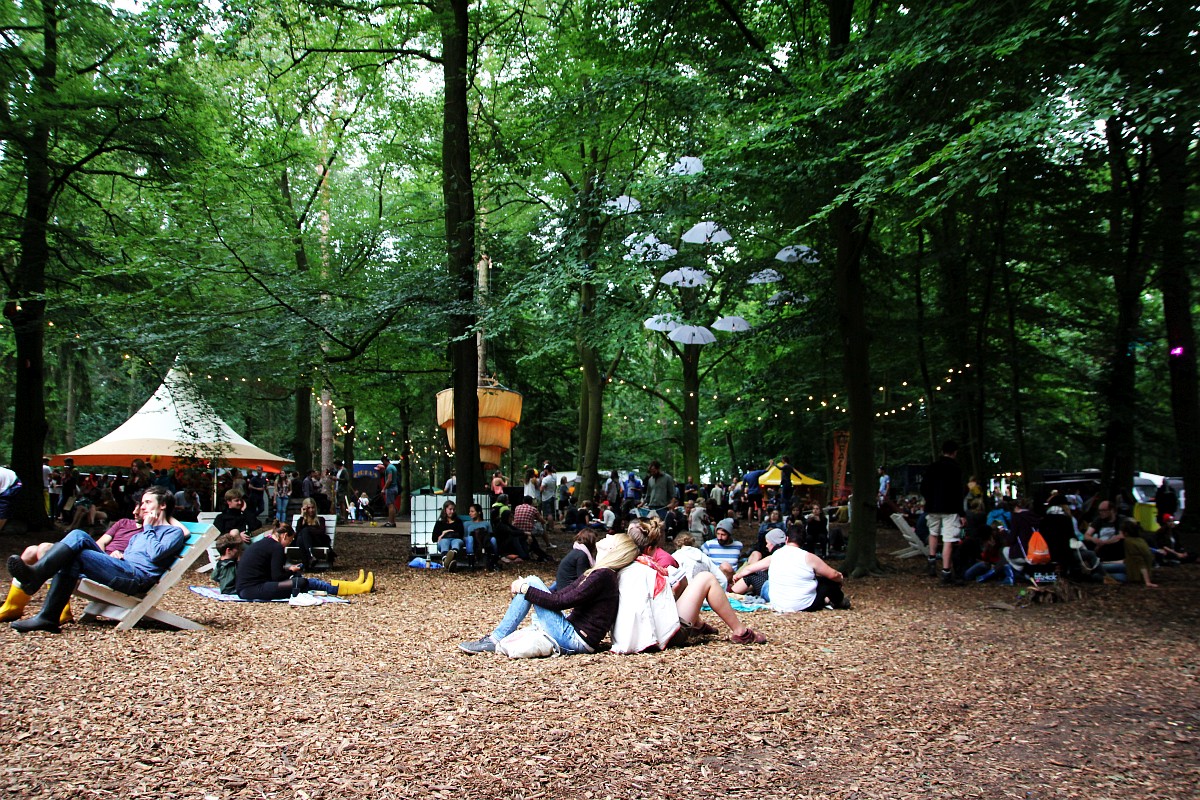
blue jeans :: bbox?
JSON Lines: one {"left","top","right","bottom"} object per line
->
{"left": 275, "top": 496, "right": 289, "bottom": 523}
{"left": 490, "top": 576, "right": 591, "bottom": 653}
{"left": 437, "top": 536, "right": 473, "bottom": 555}
{"left": 58, "top": 529, "right": 155, "bottom": 594}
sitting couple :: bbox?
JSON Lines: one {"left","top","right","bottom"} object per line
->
{"left": 459, "top": 518, "right": 765, "bottom": 656}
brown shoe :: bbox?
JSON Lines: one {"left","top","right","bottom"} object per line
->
{"left": 729, "top": 628, "right": 766, "bottom": 645}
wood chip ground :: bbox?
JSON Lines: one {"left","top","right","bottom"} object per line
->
{"left": 1, "top": 524, "right": 1196, "bottom": 799}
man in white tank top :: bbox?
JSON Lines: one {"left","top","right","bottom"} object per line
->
{"left": 732, "top": 525, "right": 850, "bottom": 612}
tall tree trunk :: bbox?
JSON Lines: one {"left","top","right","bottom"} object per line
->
{"left": 293, "top": 385, "right": 312, "bottom": 474}
{"left": 829, "top": 0, "right": 877, "bottom": 577}
{"left": 1098, "top": 119, "right": 1149, "bottom": 501}
{"left": 341, "top": 405, "right": 356, "bottom": 471}
{"left": 442, "top": 0, "right": 481, "bottom": 509}
{"left": 833, "top": 200, "right": 877, "bottom": 577}
{"left": 1153, "top": 128, "right": 1200, "bottom": 543}
{"left": 680, "top": 344, "right": 701, "bottom": 486}
{"left": 3, "top": 0, "right": 58, "bottom": 531}
{"left": 320, "top": 387, "right": 333, "bottom": 474}
{"left": 63, "top": 346, "right": 77, "bottom": 450}
{"left": 913, "top": 228, "right": 937, "bottom": 459}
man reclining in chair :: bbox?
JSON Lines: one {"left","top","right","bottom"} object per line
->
{"left": 6, "top": 486, "right": 187, "bottom": 633}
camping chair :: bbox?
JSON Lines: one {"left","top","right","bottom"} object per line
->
{"left": 889, "top": 513, "right": 927, "bottom": 559}
{"left": 73, "top": 521, "right": 220, "bottom": 631}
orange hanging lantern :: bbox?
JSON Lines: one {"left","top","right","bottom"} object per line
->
{"left": 437, "top": 385, "right": 523, "bottom": 469}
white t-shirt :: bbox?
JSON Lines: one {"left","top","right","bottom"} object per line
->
{"left": 767, "top": 545, "right": 817, "bottom": 612}
{"left": 43, "top": 464, "right": 52, "bottom": 490}
{"left": 602, "top": 507, "right": 616, "bottom": 529}
{"left": 540, "top": 474, "right": 557, "bottom": 502}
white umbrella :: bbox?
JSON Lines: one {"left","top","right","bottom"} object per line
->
{"left": 660, "top": 267, "right": 710, "bottom": 287}
{"left": 748, "top": 268, "right": 783, "bottom": 284}
{"left": 711, "top": 315, "right": 751, "bottom": 332}
{"left": 668, "top": 156, "right": 704, "bottom": 176}
{"left": 604, "top": 195, "right": 641, "bottom": 214}
{"left": 775, "top": 245, "right": 820, "bottom": 264}
{"left": 667, "top": 325, "right": 717, "bottom": 345}
{"left": 623, "top": 233, "right": 677, "bottom": 262}
{"left": 681, "top": 221, "right": 732, "bottom": 245}
{"left": 643, "top": 313, "right": 682, "bottom": 332}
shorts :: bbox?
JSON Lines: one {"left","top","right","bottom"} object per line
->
{"left": 385, "top": 487, "right": 398, "bottom": 505}
{"left": 743, "top": 571, "right": 769, "bottom": 597}
{"left": 925, "top": 513, "right": 962, "bottom": 543}
{"left": 0, "top": 480, "right": 21, "bottom": 520}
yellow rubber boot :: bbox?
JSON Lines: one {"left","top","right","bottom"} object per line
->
{"left": 328, "top": 570, "right": 365, "bottom": 589}
{"left": 59, "top": 601, "right": 73, "bottom": 625}
{"left": 0, "top": 583, "right": 31, "bottom": 622}
{"left": 335, "top": 572, "right": 374, "bottom": 595}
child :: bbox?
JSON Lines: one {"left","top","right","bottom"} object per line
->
{"left": 212, "top": 532, "right": 245, "bottom": 596}
{"left": 1120, "top": 519, "right": 1157, "bottom": 588}
{"left": 356, "top": 492, "right": 373, "bottom": 522}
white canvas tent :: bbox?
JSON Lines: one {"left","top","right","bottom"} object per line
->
{"left": 51, "top": 368, "right": 291, "bottom": 470}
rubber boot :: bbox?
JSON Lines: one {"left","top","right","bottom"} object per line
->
{"left": 0, "top": 582, "right": 31, "bottom": 622}
{"left": 11, "top": 573, "right": 74, "bottom": 633}
{"left": 7, "top": 541, "right": 77, "bottom": 596}
{"left": 334, "top": 572, "right": 374, "bottom": 595}
{"left": 329, "top": 570, "right": 365, "bottom": 588}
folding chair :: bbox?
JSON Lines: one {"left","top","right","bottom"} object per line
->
{"left": 74, "top": 521, "right": 220, "bottom": 631}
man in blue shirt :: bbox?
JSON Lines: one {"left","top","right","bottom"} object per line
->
{"left": 701, "top": 518, "right": 743, "bottom": 586}
{"left": 7, "top": 486, "right": 186, "bottom": 633}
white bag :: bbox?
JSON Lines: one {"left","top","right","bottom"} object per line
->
{"left": 497, "top": 627, "right": 559, "bottom": 659}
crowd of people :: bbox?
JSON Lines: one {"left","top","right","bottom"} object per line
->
{"left": 897, "top": 439, "right": 1192, "bottom": 589}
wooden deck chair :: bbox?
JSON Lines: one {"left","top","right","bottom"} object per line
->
{"left": 889, "top": 513, "right": 927, "bottom": 558}
{"left": 74, "top": 521, "right": 220, "bottom": 631}
{"left": 290, "top": 513, "right": 337, "bottom": 569}
{"left": 195, "top": 511, "right": 222, "bottom": 573}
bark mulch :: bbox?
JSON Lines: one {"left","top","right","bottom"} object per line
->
{"left": 0, "top": 524, "right": 1196, "bottom": 799}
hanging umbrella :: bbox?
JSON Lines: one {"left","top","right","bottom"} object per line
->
{"left": 624, "top": 233, "right": 677, "bottom": 262}
{"left": 748, "top": 268, "right": 783, "bottom": 284}
{"left": 643, "top": 313, "right": 682, "bottom": 332}
{"left": 668, "top": 156, "right": 704, "bottom": 176}
{"left": 681, "top": 221, "right": 732, "bottom": 245}
{"left": 659, "top": 267, "right": 710, "bottom": 287}
{"left": 775, "top": 245, "right": 820, "bottom": 264}
{"left": 604, "top": 195, "right": 641, "bottom": 214}
{"left": 767, "top": 291, "right": 798, "bottom": 306}
{"left": 711, "top": 315, "right": 751, "bottom": 332}
{"left": 667, "top": 325, "right": 717, "bottom": 345}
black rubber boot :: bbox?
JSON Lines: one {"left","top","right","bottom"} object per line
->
{"left": 11, "top": 572, "right": 74, "bottom": 633}
{"left": 7, "top": 541, "right": 77, "bottom": 597}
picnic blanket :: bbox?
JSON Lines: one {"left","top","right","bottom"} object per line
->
{"left": 189, "top": 586, "right": 349, "bottom": 604}
{"left": 702, "top": 594, "right": 769, "bottom": 613}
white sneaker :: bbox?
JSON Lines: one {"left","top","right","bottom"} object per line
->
{"left": 289, "top": 593, "right": 321, "bottom": 607}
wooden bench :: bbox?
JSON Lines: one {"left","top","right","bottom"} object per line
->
{"left": 74, "top": 521, "right": 220, "bottom": 631}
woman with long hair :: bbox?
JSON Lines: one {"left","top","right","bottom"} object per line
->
{"left": 433, "top": 500, "right": 467, "bottom": 569}
{"left": 236, "top": 522, "right": 371, "bottom": 600}
{"left": 295, "top": 497, "right": 335, "bottom": 569}
{"left": 459, "top": 533, "right": 640, "bottom": 655}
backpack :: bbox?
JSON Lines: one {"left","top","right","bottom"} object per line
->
{"left": 1027, "top": 529, "right": 1051, "bottom": 565}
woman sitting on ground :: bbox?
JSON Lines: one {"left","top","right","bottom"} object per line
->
{"left": 294, "top": 498, "right": 335, "bottom": 569}
{"left": 555, "top": 529, "right": 597, "bottom": 588}
{"left": 433, "top": 500, "right": 467, "bottom": 568}
{"left": 459, "top": 533, "right": 640, "bottom": 655}
{"left": 235, "top": 521, "right": 371, "bottom": 600}
{"left": 626, "top": 517, "right": 678, "bottom": 571}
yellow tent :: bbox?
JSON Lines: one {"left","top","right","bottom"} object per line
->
{"left": 758, "top": 463, "right": 823, "bottom": 486}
